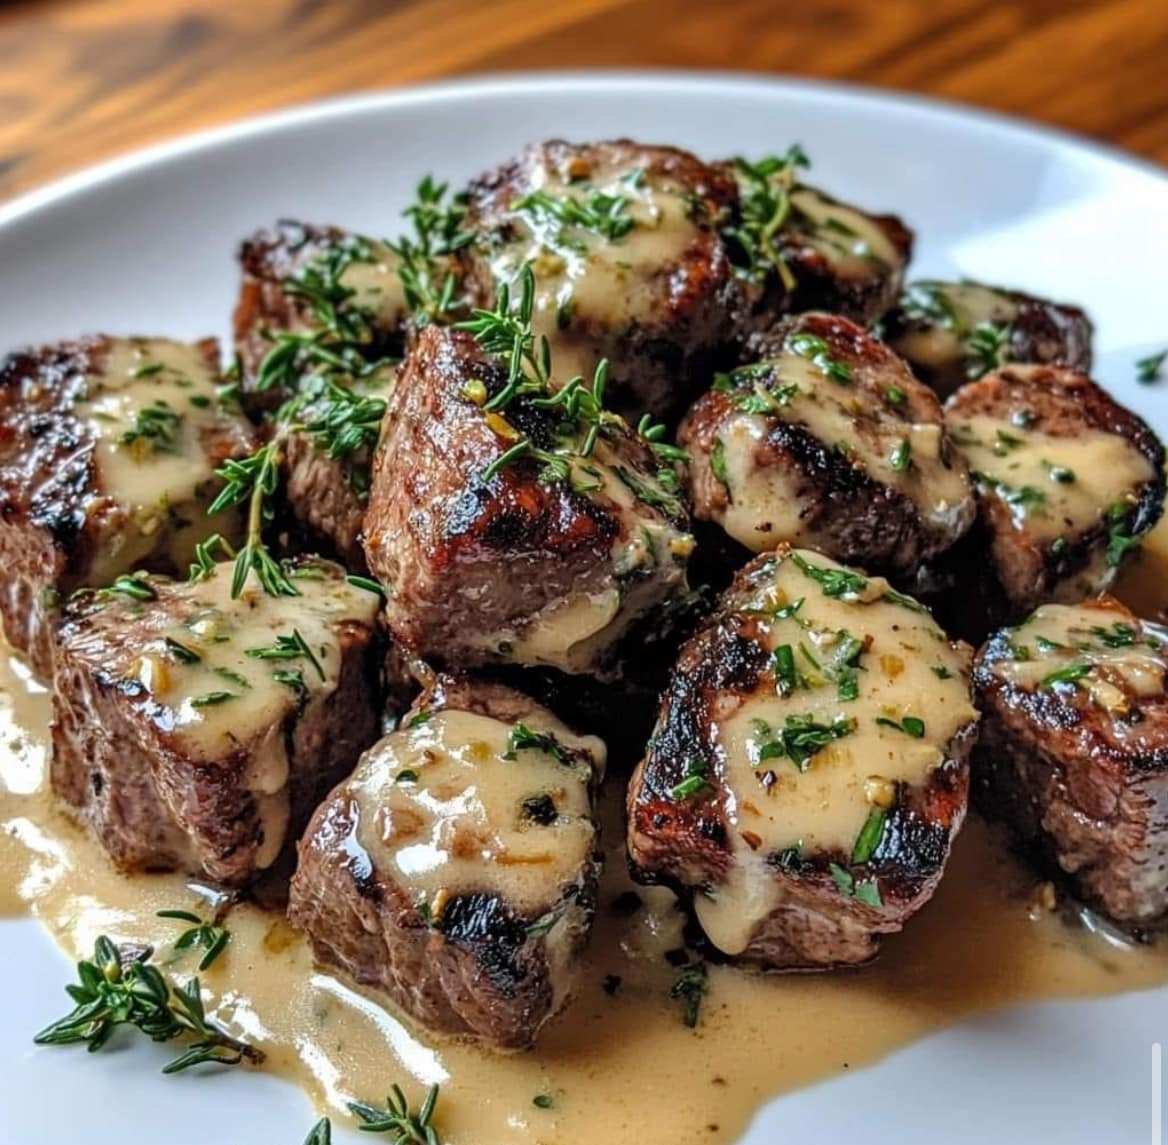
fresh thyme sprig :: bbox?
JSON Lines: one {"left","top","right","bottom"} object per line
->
{"left": 514, "top": 185, "right": 635, "bottom": 244}
{"left": 157, "top": 908, "right": 231, "bottom": 971}
{"left": 965, "top": 321, "right": 1011, "bottom": 379}
{"left": 388, "top": 175, "right": 472, "bottom": 327}
{"left": 246, "top": 628, "right": 325, "bottom": 680}
{"left": 349, "top": 1082, "right": 442, "bottom": 1143}
{"left": 209, "top": 442, "right": 298, "bottom": 599}
{"left": 34, "top": 936, "right": 261, "bottom": 1073}
{"left": 724, "top": 145, "right": 810, "bottom": 293}
{"left": 1137, "top": 349, "right": 1166, "bottom": 384}
{"left": 189, "top": 533, "right": 236, "bottom": 582}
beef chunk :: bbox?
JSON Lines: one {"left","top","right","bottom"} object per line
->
{"left": 943, "top": 365, "right": 1165, "bottom": 624}
{"left": 362, "top": 325, "right": 694, "bottom": 678}
{"left": 233, "top": 222, "right": 407, "bottom": 563}
{"left": 679, "top": 312, "right": 975, "bottom": 576}
{"left": 288, "top": 674, "right": 605, "bottom": 1049}
{"left": 973, "top": 597, "right": 1168, "bottom": 927}
{"left": 0, "top": 336, "right": 256, "bottom": 677}
{"left": 722, "top": 151, "right": 913, "bottom": 333}
{"left": 51, "top": 558, "right": 381, "bottom": 885}
{"left": 627, "top": 546, "right": 977, "bottom": 969}
{"left": 460, "top": 139, "right": 742, "bottom": 421}
{"left": 883, "top": 280, "right": 1093, "bottom": 398}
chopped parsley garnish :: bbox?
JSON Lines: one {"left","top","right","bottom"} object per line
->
{"left": 771, "top": 643, "right": 801, "bottom": 696}
{"left": 785, "top": 331, "right": 852, "bottom": 384}
{"left": 885, "top": 385, "right": 906, "bottom": 406}
{"left": 790, "top": 552, "right": 868, "bottom": 599}
{"left": 829, "top": 862, "right": 882, "bottom": 907}
{"left": 964, "top": 321, "right": 1011, "bottom": 379}
{"left": 875, "top": 715, "right": 925, "bottom": 738}
{"left": 668, "top": 757, "right": 712, "bottom": 801}
{"left": 1105, "top": 500, "right": 1143, "bottom": 567}
{"left": 101, "top": 572, "right": 157, "bottom": 601}
{"left": 346, "top": 574, "right": 386, "bottom": 596}
{"left": 669, "top": 961, "right": 708, "bottom": 1029}
{"left": 973, "top": 472, "right": 1047, "bottom": 515}
{"left": 889, "top": 438, "right": 912, "bottom": 472}
{"left": 753, "top": 714, "right": 855, "bottom": 772}
{"left": 190, "top": 691, "right": 237, "bottom": 708}
{"left": 1090, "top": 622, "right": 1138, "bottom": 648}
{"left": 163, "top": 637, "right": 201, "bottom": 665}
{"left": 710, "top": 437, "right": 731, "bottom": 490}
{"left": 851, "top": 807, "right": 888, "bottom": 864}
{"left": 1039, "top": 662, "right": 1091, "bottom": 689}
{"left": 121, "top": 401, "right": 183, "bottom": 454}
{"left": 931, "top": 665, "right": 953, "bottom": 679}
{"left": 1137, "top": 349, "right": 1166, "bottom": 384}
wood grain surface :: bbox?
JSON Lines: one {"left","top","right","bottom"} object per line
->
{"left": 1, "top": 0, "right": 1167, "bottom": 201}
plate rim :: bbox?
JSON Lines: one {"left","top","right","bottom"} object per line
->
{"left": 2, "top": 68, "right": 1166, "bottom": 232}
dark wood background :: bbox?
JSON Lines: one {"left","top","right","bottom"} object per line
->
{"left": 1, "top": 0, "right": 1166, "bottom": 200}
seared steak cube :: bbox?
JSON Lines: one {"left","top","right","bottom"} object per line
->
{"left": 51, "top": 558, "right": 381, "bottom": 885}
{"left": 973, "top": 597, "right": 1168, "bottom": 927}
{"left": 234, "top": 222, "right": 407, "bottom": 564}
{"left": 945, "top": 365, "right": 1165, "bottom": 618}
{"left": 722, "top": 151, "right": 912, "bottom": 333}
{"left": 679, "top": 313, "right": 975, "bottom": 575}
{"left": 0, "top": 336, "right": 255, "bottom": 677}
{"left": 288, "top": 674, "right": 605, "bottom": 1049}
{"left": 233, "top": 221, "right": 407, "bottom": 410}
{"left": 627, "top": 546, "right": 977, "bottom": 969}
{"left": 461, "top": 139, "right": 742, "bottom": 420}
{"left": 883, "top": 280, "right": 1093, "bottom": 398}
{"left": 362, "top": 325, "right": 694, "bottom": 678}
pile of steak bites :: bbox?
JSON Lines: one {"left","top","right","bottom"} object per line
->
{"left": 3, "top": 139, "right": 1165, "bottom": 1050}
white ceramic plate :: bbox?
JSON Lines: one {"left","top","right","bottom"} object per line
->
{"left": 1, "top": 72, "right": 1166, "bottom": 1144}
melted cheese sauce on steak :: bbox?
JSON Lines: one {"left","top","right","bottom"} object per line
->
{"left": 1, "top": 635, "right": 1167, "bottom": 1143}
{"left": 75, "top": 338, "right": 247, "bottom": 582}
{"left": 476, "top": 440, "right": 693, "bottom": 674}
{"left": 787, "top": 187, "right": 900, "bottom": 275}
{"left": 66, "top": 564, "right": 378, "bottom": 866}
{"left": 991, "top": 601, "right": 1167, "bottom": 710}
{"left": 335, "top": 239, "right": 408, "bottom": 330}
{"left": 951, "top": 411, "right": 1154, "bottom": 548}
{"left": 694, "top": 549, "right": 976, "bottom": 954}
{"left": 485, "top": 154, "right": 706, "bottom": 385}
{"left": 346, "top": 708, "right": 602, "bottom": 916}
{"left": 713, "top": 351, "right": 969, "bottom": 552}
{"left": 889, "top": 282, "right": 1019, "bottom": 374}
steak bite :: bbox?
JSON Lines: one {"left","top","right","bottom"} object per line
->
{"left": 461, "top": 139, "right": 742, "bottom": 420}
{"left": 679, "top": 313, "right": 975, "bottom": 575}
{"left": 234, "top": 222, "right": 408, "bottom": 564}
{"left": 362, "top": 324, "right": 694, "bottom": 678}
{"left": 627, "top": 546, "right": 977, "bottom": 969}
{"left": 883, "top": 279, "right": 1093, "bottom": 398}
{"left": 288, "top": 674, "right": 605, "bottom": 1049}
{"left": 51, "top": 558, "right": 382, "bottom": 886}
{"left": 0, "top": 336, "right": 255, "bottom": 677}
{"left": 233, "top": 222, "right": 407, "bottom": 410}
{"left": 945, "top": 365, "right": 1165, "bottom": 619}
{"left": 722, "top": 149, "right": 913, "bottom": 332}
{"left": 973, "top": 597, "right": 1168, "bottom": 928}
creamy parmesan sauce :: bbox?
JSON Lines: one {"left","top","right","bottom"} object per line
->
{"left": 889, "top": 282, "right": 1018, "bottom": 374}
{"left": 951, "top": 412, "right": 1154, "bottom": 546}
{"left": 476, "top": 440, "right": 692, "bottom": 674}
{"left": 66, "top": 564, "right": 378, "bottom": 868}
{"left": 487, "top": 155, "right": 703, "bottom": 386}
{"left": 694, "top": 549, "right": 977, "bottom": 954}
{"left": 1, "top": 637, "right": 1167, "bottom": 1142}
{"left": 336, "top": 240, "right": 408, "bottom": 330}
{"left": 788, "top": 187, "right": 900, "bottom": 274}
{"left": 349, "top": 708, "right": 603, "bottom": 916}
{"left": 991, "top": 601, "right": 1167, "bottom": 708}
{"left": 713, "top": 351, "right": 969, "bottom": 553}
{"left": 76, "top": 338, "right": 246, "bottom": 583}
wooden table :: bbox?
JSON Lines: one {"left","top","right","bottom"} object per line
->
{"left": 1, "top": 0, "right": 1166, "bottom": 201}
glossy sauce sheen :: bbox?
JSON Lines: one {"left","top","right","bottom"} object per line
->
{"left": 3, "top": 571, "right": 1168, "bottom": 1141}
{"left": 78, "top": 338, "right": 244, "bottom": 583}
{"left": 717, "top": 351, "right": 967, "bottom": 552}
{"left": 952, "top": 412, "right": 1153, "bottom": 543}
{"left": 890, "top": 282, "right": 1018, "bottom": 371}
{"left": 487, "top": 155, "right": 701, "bottom": 385}
{"left": 698, "top": 549, "right": 976, "bottom": 954}
{"left": 788, "top": 188, "right": 899, "bottom": 274}
{"left": 336, "top": 241, "right": 408, "bottom": 329}
{"left": 350, "top": 708, "right": 603, "bottom": 914}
